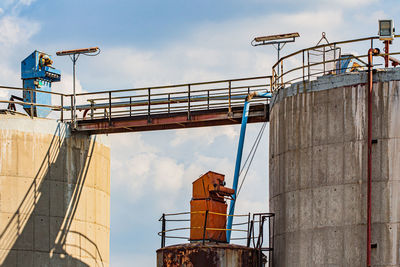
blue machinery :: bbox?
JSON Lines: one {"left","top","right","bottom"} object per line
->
{"left": 226, "top": 91, "right": 272, "bottom": 243}
{"left": 21, "top": 51, "right": 61, "bottom": 117}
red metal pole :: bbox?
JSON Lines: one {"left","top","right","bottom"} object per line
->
{"left": 367, "top": 48, "right": 379, "bottom": 267}
{"left": 384, "top": 40, "right": 389, "bottom": 68}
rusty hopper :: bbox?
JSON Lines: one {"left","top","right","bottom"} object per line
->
{"left": 190, "top": 171, "right": 234, "bottom": 242}
{"left": 156, "top": 170, "right": 268, "bottom": 267}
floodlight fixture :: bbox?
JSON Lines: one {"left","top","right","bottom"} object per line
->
{"left": 253, "top": 32, "right": 300, "bottom": 44}
{"left": 251, "top": 32, "right": 300, "bottom": 62}
{"left": 378, "top": 20, "right": 394, "bottom": 41}
{"left": 252, "top": 32, "right": 299, "bottom": 77}
{"left": 56, "top": 47, "right": 99, "bottom": 56}
{"left": 56, "top": 46, "right": 100, "bottom": 128}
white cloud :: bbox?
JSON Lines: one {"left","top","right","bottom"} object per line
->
{"left": 80, "top": 8, "right": 370, "bottom": 93}
{"left": 320, "top": 0, "right": 378, "bottom": 7}
{"left": 0, "top": 0, "right": 36, "bottom": 15}
{"left": 153, "top": 156, "right": 185, "bottom": 191}
{"left": 18, "top": 0, "right": 36, "bottom": 5}
{"left": 270, "top": 0, "right": 378, "bottom": 8}
{"left": 0, "top": 16, "right": 39, "bottom": 46}
{"left": 171, "top": 126, "right": 238, "bottom": 146}
{"left": 53, "top": 73, "right": 83, "bottom": 96}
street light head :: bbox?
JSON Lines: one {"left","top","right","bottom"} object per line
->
{"left": 253, "top": 32, "right": 300, "bottom": 43}
{"left": 251, "top": 32, "right": 300, "bottom": 71}
{"left": 56, "top": 47, "right": 99, "bottom": 56}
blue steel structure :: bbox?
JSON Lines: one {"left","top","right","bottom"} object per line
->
{"left": 335, "top": 54, "right": 367, "bottom": 74}
{"left": 226, "top": 91, "right": 272, "bottom": 243}
{"left": 21, "top": 51, "right": 61, "bottom": 117}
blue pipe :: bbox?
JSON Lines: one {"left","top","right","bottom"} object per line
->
{"left": 226, "top": 99, "right": 250, "bottom": 242}
{"left": 254, "top": 92, "right": 272, "bottom": 98}
{"left": 226, "top": 91, "right": 271, "bottom": 243}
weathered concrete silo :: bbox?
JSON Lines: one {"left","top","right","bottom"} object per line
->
{"left": 0, "top": 112, "right": 110, "bottom": 266}
{"left": 269, "top": 68, "right": 400, "bottom": 266}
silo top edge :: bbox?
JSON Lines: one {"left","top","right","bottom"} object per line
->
{"left": 270, "top": 68, "right": 400, "bottom": 108}
{"left": 0, "top": 114, "right": 109, "bottom": 146}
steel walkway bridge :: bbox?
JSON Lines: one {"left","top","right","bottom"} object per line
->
{"left": 1, "top": 76, "right": 271, "bottom": 134}
{"left": 4, "top": 36, "right": 394, "bottom": 135}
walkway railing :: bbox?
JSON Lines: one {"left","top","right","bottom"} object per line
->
{"left": 70, "top": 76, "right": 271, "bottom": 125}
{"left": 0, "top": 85, "right": 65, "bottom": 119}
{"left": 158, "top": 211, "right": 275, "bottom": 266}
{"left": 271, "top": 36, "right": 400, "bottom": 92}
{"left": 0, "top": 76, "right": 272, "bottom": 127}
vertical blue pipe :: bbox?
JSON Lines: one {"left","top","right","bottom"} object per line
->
{"left": 226, "top": 92, "right": 271, "bottom": 243}
{"left": 226, "top": 99, "right": 250, "bottom": 243}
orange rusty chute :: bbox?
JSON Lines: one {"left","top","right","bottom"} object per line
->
{"left": 190, "top": 171, "right": 234, "bottom": 243}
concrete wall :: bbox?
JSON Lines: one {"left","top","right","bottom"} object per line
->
{"left": 269, "top": 69, "right": 400, "bottom": 267}
{"left": 0, "top": 113, "right": 110, "bottom": 266}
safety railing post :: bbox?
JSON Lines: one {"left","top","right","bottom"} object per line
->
{"left": 188, "top": 84, "right": 191, "bottom": 120}
{"left": 161, "top": 213, "right": 166, "bottom": 248}
{"left": 268, "top": 215, "right": 273, "bottom": 267}
{"left": 302, "top": 50, "right": 305, "bottom": 82}
{"left": 148, "top": 88, "right": 151, "bottom": 123}
{"left": 30, "top": 89, "right": 34, "bottom": 118}
{"left": 272, "top": 215, "right": 275, "bottom": 267}
{"left": 90, "top": 100, "right": 94, "bottom": 119}
{"left": 168, "top": 93, "right": 170, "bottom": 113}
{"left": 333, "top": 44, "right": 337, "bottom": 74}
{"left": 307, "top": 51, "right": 311, "bottom": 81}
{"left": 269, "top": 76, "right": 272, "bottom": 92}
{"left": 271, "top": 69, "right": 276, "bottom": 92}
{"left": 207, "top": 90, "right": 210, "bottom": 110}
{"left": 323, "top": 46, "right": 326, "bottom": 75}
{"left": 246, "top": 212, "right": 251, "bottom": 247}
{"left": 70, "top": 95, "right": 74, "bottom": 123}
{"left": 129, "top": 97, "right": 132, "bottom": 117}
{"left": 202, "top": 210, "right": 208, "bottom": 245}
{"left": 257, "top": 215, "right": 263, "bottom": 267}
{"left": 228, "top": 81, "right": 232, "bottom": 113}
{"left": 60, "top": 95, "right": 64, "bottom": 122}
{"left": 108, "top": 91, "right": 112, "bottom": 126}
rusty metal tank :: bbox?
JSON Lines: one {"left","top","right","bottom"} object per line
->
{"left": 157, "top": 171, "right": 265, "bottom": 267}
{"left": 190, "top": 171, "right": 234, "bottom": 243}
{"left": 157, "top": 243, "right": 262, "bottom": 267}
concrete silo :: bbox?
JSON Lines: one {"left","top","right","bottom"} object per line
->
{"left": 0, "top": 112, "right": 110, "bottom": 266}
{"left": 269, "top": 68, "right": 400, "bottom": 266}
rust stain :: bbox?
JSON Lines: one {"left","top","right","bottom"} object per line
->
{"left": 157, "top": 244, "right": 261, "bottom": 267}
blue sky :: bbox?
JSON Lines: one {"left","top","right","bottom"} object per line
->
{"left": 0, "top": 0, "right": 399, "bottom": 265}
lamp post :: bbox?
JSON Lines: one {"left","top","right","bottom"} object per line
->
{"left": 251, "top": 32, "right": 300, "bottom": 76}
{"left": 56, "top": 47, "right": 100, "bottom": 128}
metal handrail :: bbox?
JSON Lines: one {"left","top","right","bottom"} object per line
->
{"left": 0, "top": 75, "right": 271, "bottom": 127}
{"left": 71, "top": 76, "right": 271, "bottom": 126}
{"left": 270, "top": 36, "right": 400, "bottom": 92}
{"left": 68, "top": 75, "right": 271, "bottom": 97}
{"left": 158, "top": 210, "right": 274, "bottom": 259}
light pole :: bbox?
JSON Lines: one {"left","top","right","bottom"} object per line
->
{"left": 251, "top": 32, "right": 300, "bottom": 76}
{"left": 56, "top": 47, "right": 100, "bottom": 128}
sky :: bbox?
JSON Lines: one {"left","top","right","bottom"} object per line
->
{"left": 0, "top": 0, "right": 399, "bottom": 265}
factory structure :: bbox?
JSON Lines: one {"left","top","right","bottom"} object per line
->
{"left": 1, "top": 20, "right": 400, "bottom": 266}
